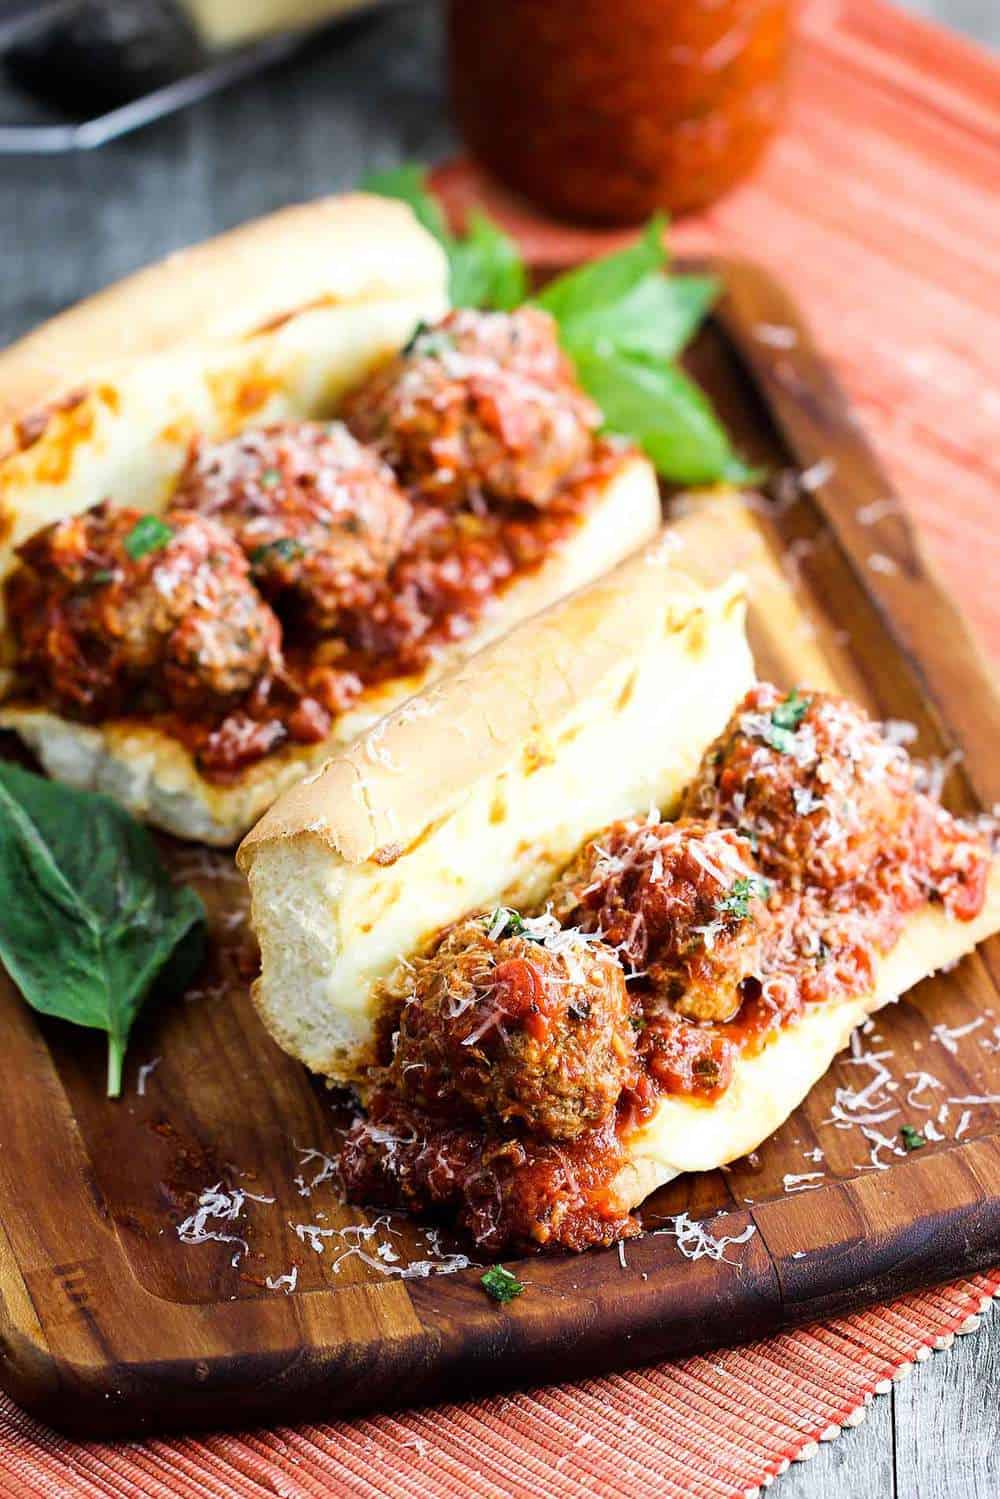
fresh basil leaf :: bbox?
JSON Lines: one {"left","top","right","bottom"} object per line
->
{"left": 362, "top": 167, "right": 525, "bottom": 313}
{"left": 572, "top": 349, "right": 755, "bottom": 485}
{"left": 535, "top": 215, "right": 667, "bottom": 324}
{"left": 250, "top": 536, "right": 306, "bottom": 566}
{"left": 556, "top": 273, "right": 719, "bottom": 364}
{"left": 0, "top": 765, "right": 205, "bottom": 1097}
{"left": 360, "top": 164, "right": 449, "bottom": 243}
{"left": 448, "top": 210, "right": 528, "bottom": 313}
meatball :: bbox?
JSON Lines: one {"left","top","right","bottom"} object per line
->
{"left": 171, "top": 421, "right": 411, "bottom": 633}
{"left": 341, "top": 308, "right": 600, "bottom": 507}
{"left": 386, "top": 912, "right": 634, "bottom": 1141}
{"left": 548, "top": 816, "right": 768, "bottom": 1022}
{"left": 682, "top": 684, "right": 917, "bottom": 891}
{"left": 8, "top": 503, "right": 281, "bottom": 719}
{"left": 339, "top": 1091, "right": 637, "bottom": 1253}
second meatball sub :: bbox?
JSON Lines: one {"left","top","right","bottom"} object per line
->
{"left": 0, "top": 200, "right": 659, "bottom": 844}
{"left": 240, "top": 543, "right": 1000, "bottom": 1256}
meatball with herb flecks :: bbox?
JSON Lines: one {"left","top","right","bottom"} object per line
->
{"left": 384, "top": 910, "right": 634, "bottom": 1141}
{"left": 548, "top": 816, "right": 769, "bottom": 1022}
{"left": 7, "top": 503, "right": 281, "bottom": 720}
{"left": 171, "top": 420, "right": 411, "bottom": 634}
{"left": 341, "top": 308, "right": 600, "bottom": 508}
{"left": 682, "top": 684, "right": 918, "bottom": 891}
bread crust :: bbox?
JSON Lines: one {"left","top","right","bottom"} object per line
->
{"left": 0, "top": 195, "right": 447, "bottom": 429}
{"left": 241, "top": 528, "right": 718, "bottom": 867}
{"left": 239, "top": 542, "right": 754, "bottom": 1078}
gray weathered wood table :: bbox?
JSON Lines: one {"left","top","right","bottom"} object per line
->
{"left": 0, "top": 5, "right": 995, "bottom": 1496}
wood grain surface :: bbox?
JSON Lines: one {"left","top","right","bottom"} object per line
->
{"left": 0, "top": 259, "right": 996, "bottom": 1441}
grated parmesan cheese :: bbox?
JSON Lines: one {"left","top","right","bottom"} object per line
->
{"left": 136, "top": 1057, "right": 162, "bottom": 1096}
{"left": 177, "top": 1182, "right": 274, "bottom": 1261}
{"left": 652, "top": 1212, "right": 757, "bottom": 1263}
{"left": 782, "top": 1172, "right": 825, "bottom": 1193}
{"left": 265, "top": 1267, "right": 298, "bottom": 1294}
{"left": 930, "top": 1018, "right": 984, "bottom": 1055}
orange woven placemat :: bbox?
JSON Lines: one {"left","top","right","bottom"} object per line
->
{"left": 1, "top": 0, "right": 997, "bottom": 1494}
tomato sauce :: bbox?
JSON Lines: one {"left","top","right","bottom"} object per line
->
{"left": 178, "top": 444, "right": 621, "bottom": 780}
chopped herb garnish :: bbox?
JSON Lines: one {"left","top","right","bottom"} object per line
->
{"left": 404, "top": 323, "right": 456, "bottom": 359}
{"left": 250, "top": 537, "right": 306, "bottom": 566}
{"left": 481, "top": 1264, "right": 525, "bottom": 1303}
{"left": 91, "top": 568, "right": 116, "bottom": 585}
{"left": 124, "top": 514, "right": 173, "bottom": 560}
{"left": 717, "top": 874, "right": 771, "bottom": 920}
{"left": 485, "top": 906, "right": 527, "bottom": 939}
{"left": 402, "top": 319, "right": 428, "bottom": 354}
{"left": 900, "top": 1125, "right": 927, "bottom": 1152}
{"left": 772, "top": 689, "right": 811, "bottom": 732}
{"left": 738, "top": 824, "right": 759, "bottom": 853}
{"left": 765, "top": 724, "right": 796, "bottom": 754}
{"left": 260, "top": 467, "right": 281, "bottom": 488}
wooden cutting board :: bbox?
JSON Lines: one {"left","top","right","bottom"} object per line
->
{"left": 0, "top": 261, "right": 997, "bottom": 1439}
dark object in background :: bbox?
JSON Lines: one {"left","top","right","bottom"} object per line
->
{"left": 447, "top": 0, "right": 794, "bottom": 225}
{"left": 0, "top": 0, "right": 390, "bottom": 152}
{"left": 5, "top": 1, "right": 203, "bottom": 114}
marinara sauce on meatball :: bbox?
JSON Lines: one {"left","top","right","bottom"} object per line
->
{"left": 171, "top": 420, "right": 411, "bottom": 633}
{"left": 683, "top": 685, "right": 918, "bottom": 891}
{"left": 8, "top": 503, "right": 281, "bottom": 720}
{"left": 548, "top": 816, "right": 769, "bottom": 1022}
{"left": 341, "top": 308, "right": 600, "bottom": 508}
{"left": 385, "top": 912, "right": 635, "bottom": 1141}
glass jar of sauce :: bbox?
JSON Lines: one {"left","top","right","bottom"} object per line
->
{"left": 447, "top": 0, "right": 795, "bottom": 225}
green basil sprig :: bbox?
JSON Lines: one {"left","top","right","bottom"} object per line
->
{"left": 361, "top": 167, "right": 752, "bottom": 485}
{"left": 0, "top": 764, "right": 205, "bottom": 1096}
{"left": 363, "top": 165, "right": 526, "bottom": 312}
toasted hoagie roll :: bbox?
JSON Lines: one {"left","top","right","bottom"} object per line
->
{"left": 240, "top": 534, "right": 1000, "bottom": 1255}
{"left": 0, "top": 195, "right": 660, "bottom": 844}
{"left": 240, "top": 533, "right": 754, "bottom": 1078}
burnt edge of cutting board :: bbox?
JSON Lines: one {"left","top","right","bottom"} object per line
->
{"left": 0, "top": 258, "right": 997, "bottom": 1438}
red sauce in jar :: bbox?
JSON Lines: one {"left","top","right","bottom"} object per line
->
{"left": 448, "top": 0, "right": 794, "bottom": 224}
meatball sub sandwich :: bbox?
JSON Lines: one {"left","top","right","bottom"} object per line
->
{"left": 0, "top": 195, "right": 659, "bottom": 844}
{"left": 240, "top": 537, "right": 1000, "bottom": 1253}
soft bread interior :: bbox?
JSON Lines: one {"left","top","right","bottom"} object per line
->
{"left": 0, "top": 453, "right": 660, "bottom": 844}
{"left": 239, "top": 539, "right": 755, "bottom": 1079}
{"left": 609, "top": 865, "right": 1000, "bottom": 1211}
